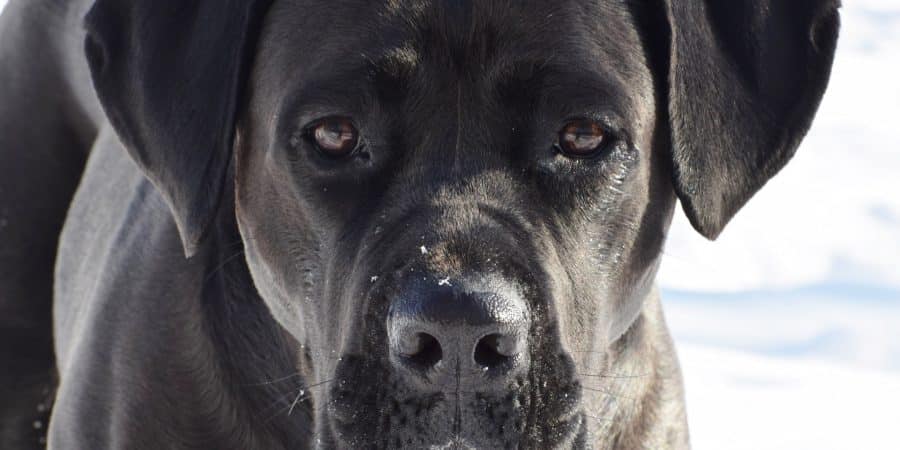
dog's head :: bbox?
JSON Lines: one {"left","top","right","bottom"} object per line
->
{"left": 85, "top": 0, "right": 839, "bottom": 447}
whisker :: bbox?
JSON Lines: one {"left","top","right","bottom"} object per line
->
{"left": 243, "top": 372, "right": 304, "bottom": 387}
{"left": 260, "top": 379, "right": 335, "bottom": 425}
{"left": 219, "top": 237, "right": 247, "bottom": 248}
{"left": 282, "top": 378, "right": 346, "bottom": 418}
{"left": 302, "top": 349, "right": 348, "bottom": 362}
{"left": 583, "top": 412, "right": 615, "bottom": 424}
{"left": 304, "top": 378, "right": 337, "bottom": 391}
{"left": 288, "top": 388, "right": 307, "bottom": 416}
{"left": 579, "top": 385, "right": 639, "bottom": 401}
{"left": 204, "top": 249, "right": 246, "bottom": 281}
{"left": 577, "top": 372, "right": 655, "bottom": 379}
{"left": 258, "top": 389, "right": 305, "bottom": 424}
{"left": 256, "top": 377, "right": 337, "bottom": 421}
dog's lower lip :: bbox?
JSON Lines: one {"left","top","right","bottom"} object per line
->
{"left": 326, "top": 387, "right": 586, "bottom": 449}
{"left": 327, "top": 386, "right": 368, "bottom": 424}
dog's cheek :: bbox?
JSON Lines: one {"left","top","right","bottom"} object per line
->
{"left": 598, "top": 144, "right": 675, "bottom": 343}
{"left": 550, "top": 158, "right": 657, "bottom": 352}
{"left": 241, "top": 240, "right": 306, "bottom": 336}
{"left": 235, "top": 154, "right": 325, "bottom": 344}
{"left": 600, "top": 185, "right": 663, "bottom": 341}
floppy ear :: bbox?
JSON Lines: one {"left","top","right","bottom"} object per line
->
{"left": 84, "top": 1, "right": 272, "bottom": 257}
{"left": 663, "top": 0, "right": 840, "bottom": 239}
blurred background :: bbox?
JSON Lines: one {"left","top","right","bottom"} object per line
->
{"left": 1, "top": 0, "right": 896, "bottom": 449}
{"left": 659, "top": 1, "right": 900, "bottom": 448}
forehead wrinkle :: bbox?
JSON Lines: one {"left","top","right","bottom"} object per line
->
{"left": 269, "top": 0, "right": 651, "bottom": 133}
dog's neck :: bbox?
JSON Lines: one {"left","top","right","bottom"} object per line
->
{"left": 577, "top": 290, "right": 690, "bottom": 449}
{"left": 175, "top": 217, "right": 315, "bottom": 449}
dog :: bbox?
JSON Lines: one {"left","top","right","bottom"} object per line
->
{"left": 0, "top": 0, "right": 839, "bottom": 448}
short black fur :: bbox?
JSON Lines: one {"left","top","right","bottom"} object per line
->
{"left": 0, "top": 0, "right": 839, "bottom": 448}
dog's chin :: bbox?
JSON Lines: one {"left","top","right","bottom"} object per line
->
{"left": 326, "top": 406, "right": 585, "bottom": 450}
{"left": 323, "top": 354, "right": 586, "bottom": 449}
{"left": 327, "top": 411, "right": 585, "bottom": 450}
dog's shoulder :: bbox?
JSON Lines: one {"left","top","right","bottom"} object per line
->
{"left": 52, "top": 124, "right": 304, "bottom": 449}
{"left": 55, "top": 125, "right": 201, "bottom": 361}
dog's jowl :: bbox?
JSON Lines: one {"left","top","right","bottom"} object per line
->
{"left": 0, "top": 0, "right": 839, "bottom": 448}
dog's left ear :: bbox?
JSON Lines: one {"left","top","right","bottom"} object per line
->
{"left": 662, "top": 0, "right": 840, "bottom": 239}
{"left": 84, "top": 1, "right": 272, "bottom": 257}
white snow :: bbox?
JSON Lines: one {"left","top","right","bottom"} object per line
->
{"left": 661, "top": 2, "right": 900, "bottom": 449}
{"left": 679, "top": 344, "right": 900, "bottom": 450}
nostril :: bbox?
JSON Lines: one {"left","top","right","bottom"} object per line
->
{"left": 400, "top": 332, "right": 443, "bottom": 368}
{"left": 388, "top": 275, "right": 531, "bottom": 384}
{"left": 474, "top": 333, "right": 518, "bottom": 369}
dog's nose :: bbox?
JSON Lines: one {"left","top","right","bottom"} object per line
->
{"left": 387, "top": 276, "right": 530, "bottom": 389}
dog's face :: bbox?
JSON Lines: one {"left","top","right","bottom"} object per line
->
{"left": 234, "top": 1, "right": 669, "bottom": 446}
{"left": 85, "top": 0, "right": 839, "bottom": 447}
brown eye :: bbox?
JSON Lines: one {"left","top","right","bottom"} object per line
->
{"left": 310, "top": 118, "right": 359, "bottom": 158}
{"left": 558, "top": 120, "right": 606, "bottom": 157}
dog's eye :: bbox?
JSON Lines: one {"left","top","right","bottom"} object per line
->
{"left": 308, "top": 118, "right": 360, "bottom": 158}
{"left": 557, "top": 120, "right": 606, "bottom": 158}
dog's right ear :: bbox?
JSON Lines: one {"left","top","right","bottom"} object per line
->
{"left": 84, "top": 1, "right": 272, "bottom": 257}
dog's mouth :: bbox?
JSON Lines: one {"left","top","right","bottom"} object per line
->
{"left": 323, "top": 350, "right": 586, "bottom": 449}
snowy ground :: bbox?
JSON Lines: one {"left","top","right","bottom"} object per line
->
{"left": 2, "top": 0, "right": 897, "bottom": 449}
{"left": 660, "top": 1, "right": 900, "bottom": 449}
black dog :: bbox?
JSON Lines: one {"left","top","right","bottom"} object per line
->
{"left": 0, "top": 0, "right": 839, "bottom": 448}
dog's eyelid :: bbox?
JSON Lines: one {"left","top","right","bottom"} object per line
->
{"left": 278, "top": 99, "right": 368, "bottom": 144}
{"left": 274, "top": 77, "right": 375, "bottom": 137}
{"left": 559, "top": 114, "right": 623, "bottom": 136}
{"left": 563, "top": 110, "right": 625, "bottom": 132}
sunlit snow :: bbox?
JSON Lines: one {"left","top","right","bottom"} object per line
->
{"left": 660, "top": 1, "right": 900, "bottom": 448}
